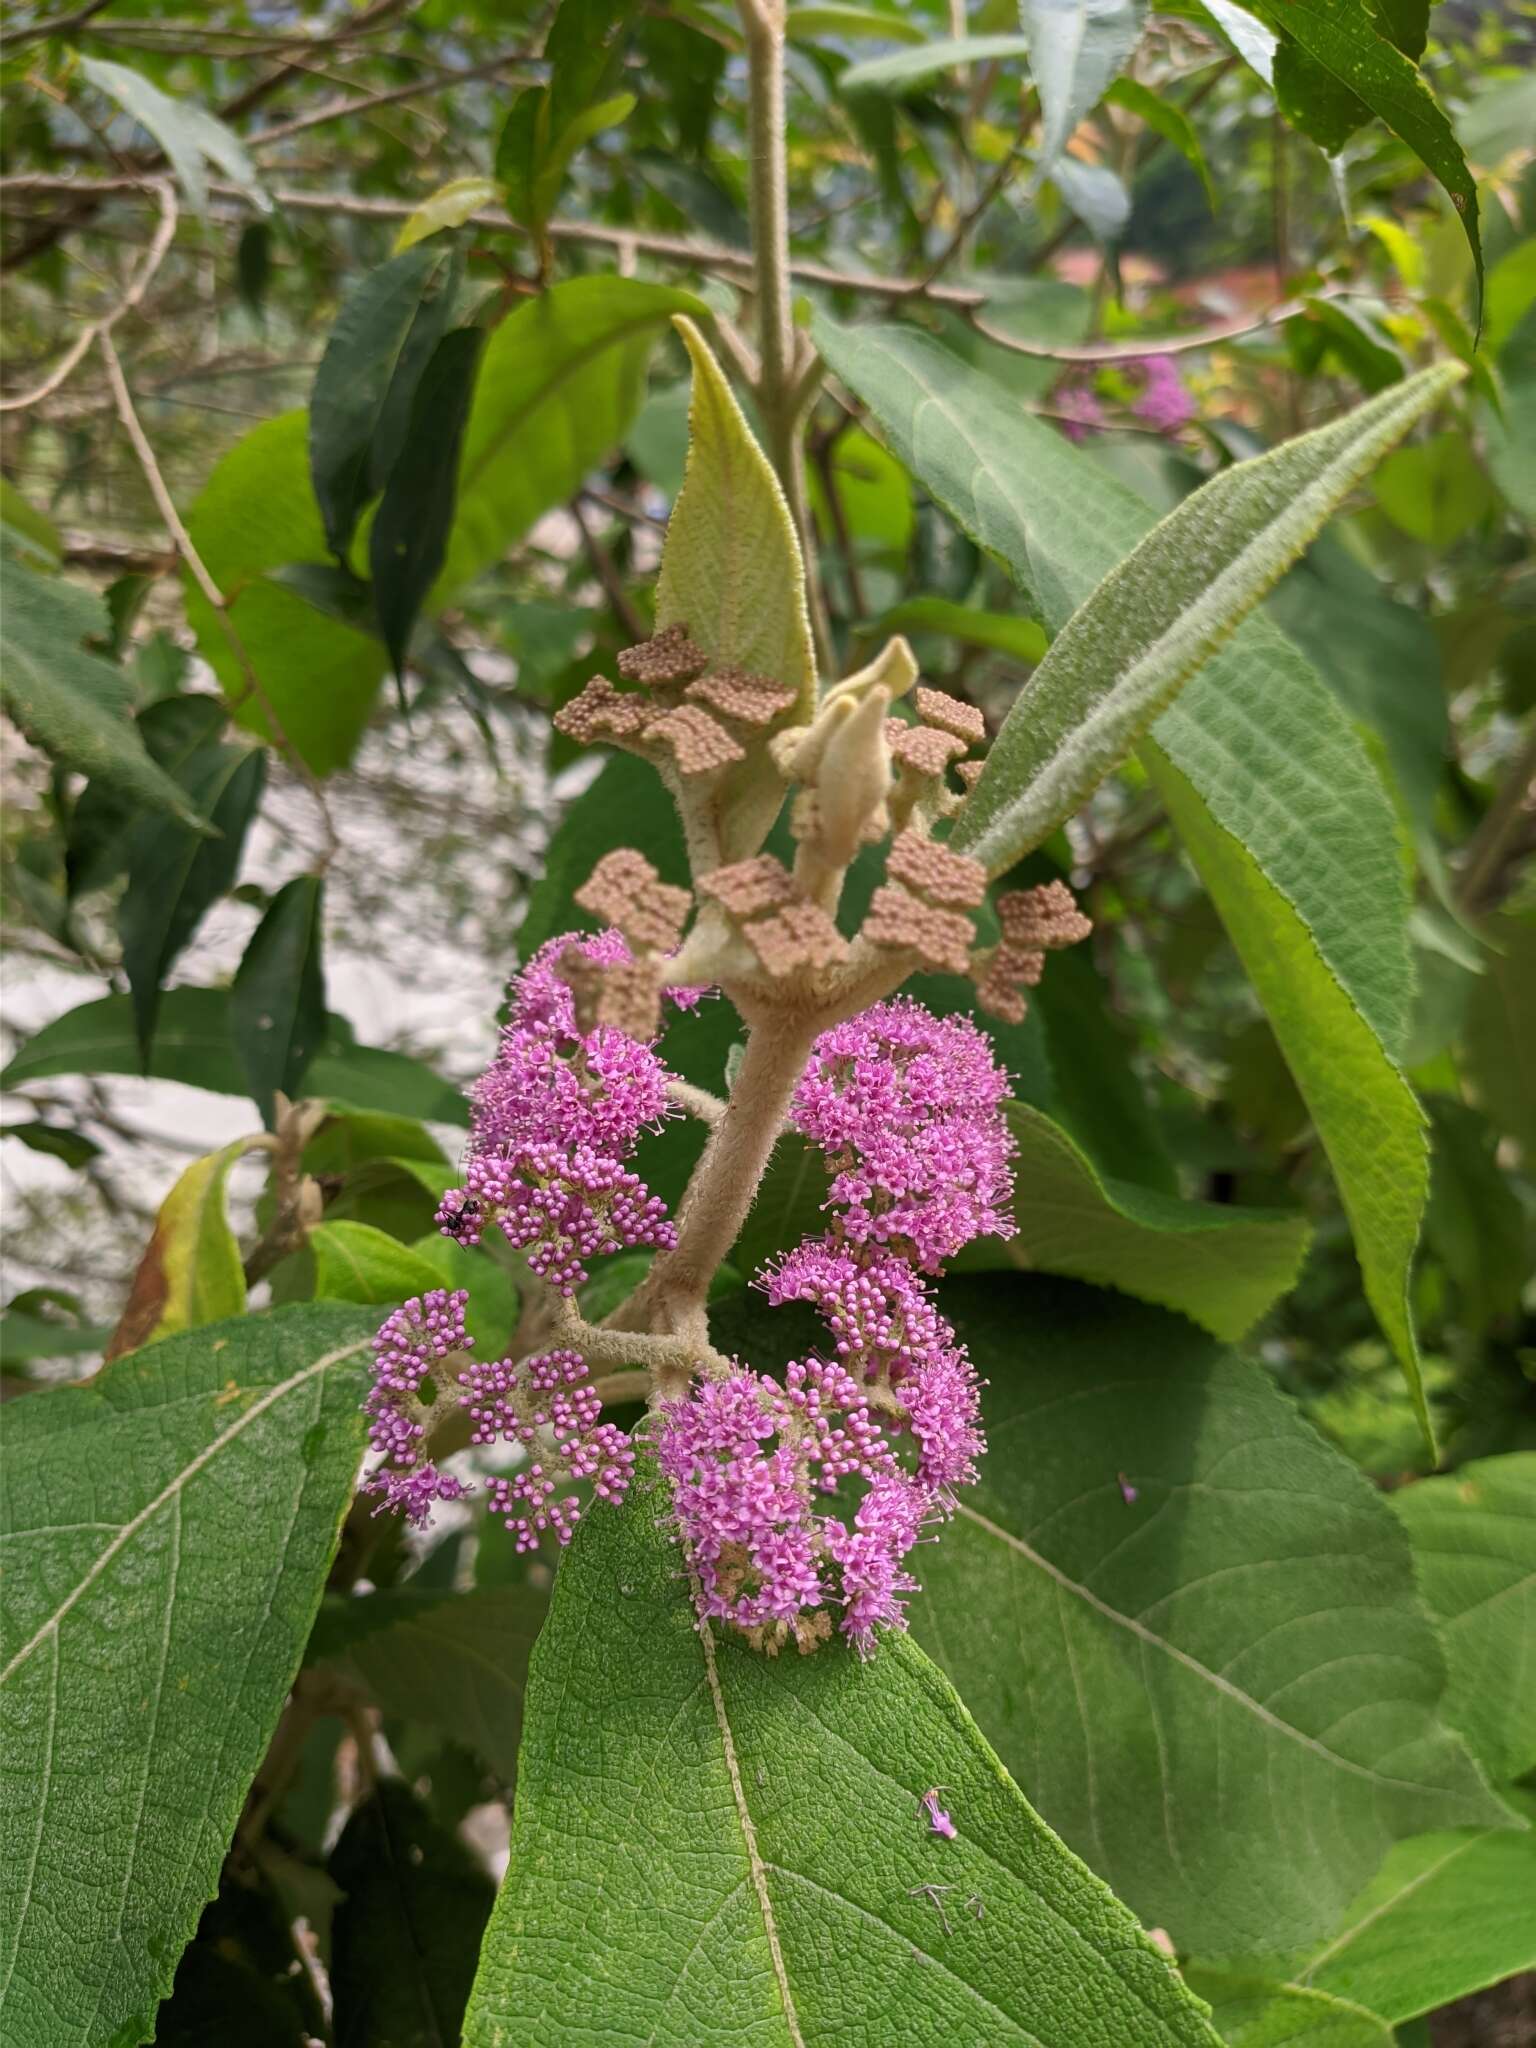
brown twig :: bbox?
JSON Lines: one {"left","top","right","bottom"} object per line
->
{"left": 246, "top": 45, "right": 535, "bottom": 150}
{"left": 1457, "top": 721, "right": 1536, "bottom": 915}
{"left": 96, "top": 329, "right": 341, "bottom": 867}
{"left": 570, "top": 496, "right": 646, "bottom": 641}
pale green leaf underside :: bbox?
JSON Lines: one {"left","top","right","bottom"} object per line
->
{"left": 958, "top": 1099, "right": 1310, "bottom": 1340}
{"left": 1299, "top": 1808, "right": 1536, "bottom": 2023}
{"left": 951, "top": 363, "right": 1462, "bottom": 876}
{"left": 912, "top": 1278, "right": 1510, "bottom": 1960}
{"left": 1390, "top": 1453, "right": 1536, "bottom": 1784}
{"left": 0, "top": 1305, "right": 373, "bottom": 2048}
{"left": 464, "top": 1478, "right": 1221, "bottom": 2048}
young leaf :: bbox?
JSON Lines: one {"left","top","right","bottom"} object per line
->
{"left": 814, "top": 314, "right": 1441, "bottom": 1448}
{"left": 0, "top": 1304, "right": 374, "bottom": 2048}
{"left": 369, "top": 325, "right": 486, "bottom": 680}
{"left": 1, "top": 560, "right": 207, "bottom": 825}
{"left": 186, "top": 413, "right": 389, "bottom": 773}
{"left": 529, "top": 93, "right": 637, "bottom": 229}
{"left": 230, "top": 876, "right": 327, "bottom": 1125}
{"left": 655, "top": 317, "right": 817, "bottom": 858}
{"left": 308, "top": 242, "right": 457, "bottom": 561}
{"left": 1298, "top": 1805, "right": 1536, "bottom": 2023}
{"left": 912, "top": 1277, "right": 1513, "bottom": 1958}
{"left": 310, "top": 1220, "right": 446, "bottom": 1306}
{"left": 106, "top": 1138, "right": 258, "bottom": 1359}
{"left": 392, "top": 174, "right": 500, "bottom": 252}
{"left": 310, "top": 1585, "right": 544, "bottom": 1781}
{"left": 328, "top": 1781, "right": 495, "bottom": 2048}
{"left": 958, "top": 1100, "right": 1311, "bottom": 1340}
{"left": 78, "top": 56, "right": 267, "bottom": 216}
{"left": 948, "top": 363, "right": 1462, "bottom": 874}
{"left": 1105, "top": 77, "right": 1216, "bottom": 206}
{"left": 1391, "top": 1454, "right": 1536, "bottom": 1785}
{"left": 462, "top": 1478, "right": 1222, "bottom": 2046}
{"left": 1236, "top": 0, "right": 1481, "bottom": 315}
{"left": 1022, "top": 0, "right": 1145, "bottom": 178}
{"left": 119, "top": 727, "right": 265, "bottom": 1068}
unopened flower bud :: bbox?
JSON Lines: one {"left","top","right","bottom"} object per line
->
{"left": 815, "top": 686, "right": 892, "bottom": 866}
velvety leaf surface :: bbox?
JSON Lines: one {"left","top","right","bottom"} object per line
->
{"left": 1298, "top": 1806, "right": 1536, "bottom": 2022}
{"left": 311, "top": 1585, "right": 545, "bottom": 1781}
{"left": 329, "top": 1779, "right": 495, "bottom": 2048}
{"left": 0, "top": 1304, "right": 374, "bottom": 2048}
{"left": 463, "top": 1479, "right": 1222, "bottom": 2047}
{"left": 1390, "top": 1454, "right": 1536, "bottom": 1783}
{"left": 655, "top": 318, "right": 816, "bottom": 858}
{"left": 957, "top": 1101, "right": 1310, "bottom": 1341}
{"left": 816, "top": 315, "right": 1434, "bottom": 1441}
{"left": 910, "top": 1277, "right": 1509, "bottom": 1958}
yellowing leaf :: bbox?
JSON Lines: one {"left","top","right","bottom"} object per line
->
{"left": 393, "top": 175, "right": 500, "bottom": 252}
{"left": 106, "top": 1138, "right": 259, "bottom": 1358}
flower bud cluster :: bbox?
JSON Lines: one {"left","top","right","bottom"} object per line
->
{"left": 436, "top": 931, "right": 679, "bottom": 1294}
{"left": 656, "top": 998, "right": 1012, "bottom": 1657}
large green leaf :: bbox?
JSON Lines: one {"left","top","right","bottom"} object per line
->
{"left": 816, "top": 314, "right": 1437, "bottom": 1444}
{"left": 1462, "top": 912, "right": 1536, "bottom": 1157}
{"left": 184, "top": 412, "right": 390, "bottom": 775}
{"left": 462, "top": 1478, "right": 1221, "bottom": 2046}
{"left": 1297, "top": 1805, "right": 1536, "bottom": 2023}
{"left": 948, "top": 365, "right": 1461, "bottom": 874}
{"left": 0, "top": 991, "right": 468, "bottom": 1127}
{"left": 1022, "top": 0, "right": 1145, "bottom": 177}
{"left": 0, "top": 1304, "right": 373, "bottom": 2048}
{"left": 1234, "top": 0, "right": 1482, "bottom": 313}
{"left": 311, "top": 1221, "right": 446, "bottom": 1306}
{"left": 437, "top": 276, "right": 707, "bottom": 597}
{"left": 653, "top": 318, "right": 817, "bottom": 859}
{"left": 230, "top": 876, "right": 328, "bottom": 1125}
{"left": 958, "top": 1101, "right": 1310, "bottom": 1340}
{"left": 1, "top": 561, "right": 205, "bottom": 825}
{"left": 311, "top": 1585, "right": 544, "bottom": 1782}
{"left": 1390, "top": 1455, "right": 1536, "bottom": 1785}
{"left": 911, "top": 1277, "right": 1511, "bottom": 1958}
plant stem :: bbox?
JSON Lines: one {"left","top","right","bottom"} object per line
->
{"left": 1457, "top": 720, "right": 1536, "bottom": 914}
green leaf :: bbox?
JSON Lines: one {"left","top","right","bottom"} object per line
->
{"left": 1235, "top": 0, "right": 1482, "bottom": 317}
{"left": 876, "top": 595, "right": 1048, "bottom": 663}
{"left": 947, "top": 364, "right": 1462, "bottom": 874}
{"left": 1421, "top": 1098, "right": 1528, "bottom": 1334}
{"left": 787, "top": 4, "right": 928, "bottom": 44}
{"left": 78, "top": 55, "right": 266, "bottom": 216}
{"left": 1298, "top": 1807, "right": 1536, "bottom": 2023}
{"left": 959, "top": 1101, "right": 1310, "bottom": 1339}
{"left": 106, "top": 1138, "right": 256, "bottom": 1359}
{"left": 0, "top": 989, "right": 468, "bottom": 1126}
{"left": 311, "top": 1221, "right": 445, "bottom": 1306}
{"left": 311, "top": 1585, "right": 544, "bottom": 1781}
{"left": 1369, "top": 0, "right": 1428, "bottom": 62}
{"left": 1462, "top": 913, "right": 1536, "bottom": 1157}
{"left": 185, "top": 413, "right": 389, "bottom": 774}
{"left": 530, "top": 93, "right": 637, "bottom": 228}
{"left": 912, "top": 1277, "right": 1512, "bottom": 1958}
{"left": 438, "top": 276, "right": 707, "bottom": 598}
{"left": 1022, "top": 0, "right": 1145, "bottom": 178}
{"left": 328, "top": 1779, "right": 495, "bottom": 2048}
{"left": 1, "top": 559, "right": 205, "bottom": 825}
{"left": 655, "top": 317, "right": 817, "bottom": 859}
{"left": 1185, "top": 1974, "right": 1393, "bottom": 2045}
{"left": 840, "top": 32, "right": 1033, "bottom": 91}
{"left": 1105, "top": 77, "right": 1216, "bottom": 206}
{"left": 119, "top": 725, "right": 265, "bottom": 1068}
{"left": 0, "top": 1309, "right": 113, "bottom": 1363}
{"left": 462, "top": 1476, "right": 1221, "bottom": 2047}
{"left": 0, "top": 1303, "right": 373, "bottom": 2048}
{"left": 815, "top": 314, "right": 1439, "bottom": 1447}
{"left": 1372, "top": 433, "right": 1495, "bottom": 545}
{"left": 370, "top": 326, "right": 485, "bottom": 679}
{"left": 1391, "top": 1455, "right": 1536, "bottom": 1785}
{"left": 308, "top": 242, "right": 457, "bottom": 562}
{"left": 392, "top": 174, "right": 500, "bottom": 252}
{"left": 0, "top": 1122, "right": 101, "bottom": 1169}
{"left": 0, "top": 478, "right": 61, "bottom": 568}
{"left": 231, "top": 876, "right": 327, "bottom": 1126}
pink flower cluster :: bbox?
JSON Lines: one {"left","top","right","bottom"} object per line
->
{"left": 436, "top": 932, "right": 678, "bottom": 1293}
{"left": 657, "top": 999, "right": 1011, "bottom": 1656}
{"left": 1055, "top": 354, "right": 1194, "bottom": 441}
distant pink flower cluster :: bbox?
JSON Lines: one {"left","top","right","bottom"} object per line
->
{"left": 1055, "top": 354, "right": 1194, "bottom": 441}
{"left": 657, "top": 999, "right": 1011, "bottom": 1656}
{"left": 437, "top": 931, "right": 678, "bottom": 1293}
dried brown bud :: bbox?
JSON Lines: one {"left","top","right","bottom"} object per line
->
{"left": 554, "top": 676, "right": 650, "bottom": 747}
{"left": 743, "top": 900, "right": 849, "bottom": 977}
{"left": 956, "top": 760, "right": 985, "bottom": 791}
{"left": 888, "top": 720, "right": 967, "bottom": 779}
{"left": 995, "top": 879, "right": 1093, "bottom": 952}
{"left": 574, "top": 848, "right": 690, "bottom": 953}
{"left": 915, "top": 686, "right": 986, "bottom": 748}
{"left": 696, "top": 854, "right": 799, "bottom": 918}
{"left": 687, "top": 666, "right": 797, "bottom": 729}
{"left": 886, "top": 830, "right": 986, "bottom": 910}
{"left": 647, "top": 704, "right": 746, "bottom": 778}
{"left": 863, "top": 882, "right": 975, "bottom": 976}
{"left": 972, "top": 956, "right": 1030, "bottom": 1026}
{"left": 615, "top": 622, "right": 710, "bottom": 688}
